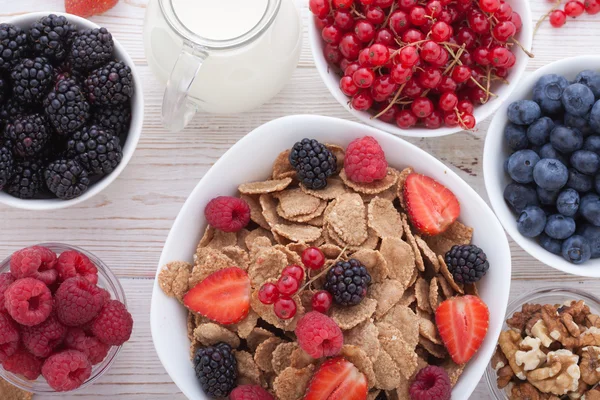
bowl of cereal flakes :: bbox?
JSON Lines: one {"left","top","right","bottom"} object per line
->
{"left": 150, "top": 115, "right": 512, "bottom": 400}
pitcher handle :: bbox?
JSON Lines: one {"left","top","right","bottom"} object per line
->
{"left": 161, "top": 41, "right": 208, "bottom": 132}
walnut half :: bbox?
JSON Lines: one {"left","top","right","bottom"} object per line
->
{"left": 516, "top": 337, "right": 546, "bottom": 371}
{"left": 527, "top": 349, "right": 581, "bottom": 396}
{"left": 579, "top": 346, "right": 600, "bottom": 385}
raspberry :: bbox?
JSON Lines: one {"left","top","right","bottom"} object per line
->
{"left": 344, "top": 136, "right": 388, "bottom": 183}
{"left": 55, "top": 277, "right": 106, "bottom": 326}
{"left": 10, "top": 246, "right": 58, "bottom": 285}
{"left": 55, "top": 250, "right": 98, "bottom": 284}
{"left": 295, "top": 311, "right": 343, "bottom": 359}
{"left": 409, "top": 365, "right": 452, "bottom": 400}
{"left": 91, "top": 300, "right": 133, "bottom": 345}
{"left": 21, "top": 314, "right": 68, "bottom": 357}
{"left": 1, "top": 346, "right": 43, "bottom": 380}
{"left": 0, "top": 312, "right": 19, "bottom": 361}
{"left": 230, "top": 384, "right": 275, "bottom": 400}
{"left": 42, "top": 350, "right": 92, "bottom": 392}
{"left": 0, "top": 273, "right": 15, "bottom": 312}
{"left": 4, "top": 277, "right": 53, "bottom": 326}
{"left": 64, "top": 328, "right": 110, "bottom": 365}
{"left": 204, "top": 196, "right": 251, "bottom": 233}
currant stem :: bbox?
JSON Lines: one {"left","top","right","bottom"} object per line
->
{"left": 510, "top": 37, "right": 534, "bottom": 58}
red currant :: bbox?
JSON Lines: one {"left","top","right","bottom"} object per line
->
{"left": 457, "top": 0, "right": 474, "bottom": 11}
{"left": 352, "top": 92, "right": 374, "bottom": 110}
{"left": 322, "top": 25, "right": 343, "bottom": 44}
{"left": 359, "top": 0, "right": 375, "bottom": 4}
{"left": 355, "top": 20, "right": 376, "bottom": 42}
{"left": 420, "top": 41, "right": 442, "bottom": 63}
{"left": 340, "top": 76, "right": 359, "bottom": 96}
{"left": 374, "top": 0, "right": 394, "bottom": 7}
{"left": 396, "top": 109, "right": 418, "bottom": 128}
{"left": 358, "top": 48, "right": 371, "bottom": 66}
{"left": 315, "top": 16, "right": 333, "bottom": 30}
{"left": 301, "top": 247, "right": 326, "bottom": 270}
{"left": 344, "top": 62, "right": 360, "bottom": 76}
{"left": 274, "top": 296, "right": 297, "bottom": 320}
{"left": 469, "top": 87, "right": 488, "bottom": 104}
{"left": 409, "top": 6, "right": 427, "bottom": 26}
{"left": 367, "top": 44, "right": 389, "bottom": 66}
{"left": 479, "top": 0, "right": 500, "bottom": 13}
{"left": 461, "top": 113, "right": 476, "bottom": 129}
{"left": 494, "top": 3, "right": 513, "bottom": 20}
{"left": 402, "top": 29, "right": 425, "bottom": 43}
{"left": 399, "top": 46, "right": 419, "bottom": 66}
{"left": 371, "top": 74, "right": 397, "bottom": 100}
{"left": 391, "top": 64, "right": 413, "bottom": 84}
{"left": 282, "top": 265, "right": 305, "bottom": 283}
{"left": 488, "top": 46, "right": 511, "bottom": 67}
{"left": 277, "top": 275, "right": 299, "bottom": 296}
{"left": 402, "top": 79, "right": 424, "bottom": 98}
{"left": 455, "top": 27, "right": 477, "bottom": 49}
{"left": 510, "top": 12, "right": 523, "bottom": 32}
{"left": 439, "top": 91, "right": 459, "bottom": 111}
{"left": 411, "top": 97, "right": 434, "bottom": 118}
{"left": 377, "top": 103, "right": 399, "bottom": 122}
{"left": 310, "top": 0, "right": 330, "bottom": 18}
{"left": 398, "top": 0, "right": 418, "bottom": 10}
{"left": 424, "top": 110, "right": 443, "bottom": 129}
{"left": 374, "top": 28, "right": 394, "bottom": 46}
{"left": 333, "top": 0, "right": 354, "bottom": 9}
{"left": 430, "top": 21, "right": 453, "bottom": 42}
{"left": 418, "top": 67, "right": 443, "bottom": 89}
{"left": 492, "top": 21, "right": 516, "bottom": 42}
{"left": 549, "top": 10, "right": 567, "bottom": 27}
{"left": 389, "top": 10, "right": 411, "bottom": 35}
{"left": 324, "top": 44, "right": 342, "bottom": 64}
{"left": 467, "top": 10, "right": 490, "bottom": 34}
{"left": 334, "top": 10, "right": 355, "bottom": 31}
{"left": 460, "top": 50, "right": 474, "bottom": 66}
{"left": 495, "top": 67, "right": 509, "bottom": 78}
{"left": 311, "top": 290, "right": 333, "bottom": 313}
{"left": 429, "top": 48, "right": 449, "bottom": 66}
{"left": 444, "top": 112, "right": 460, "bottom": 127}
{"left": 438, "top": 76, "right": 457, "bottom": 92}
{"left": 365, "top": 6, "right": 386, "bottom": 24}
{"left": 565, "top": 0, "right": 585, "bottom": 17}
{"left": 585, "top": 0, "right": 600, "bottom": 14}
{"left": 473, "top": 47, "right": 491, "bottom": 66}
{"left": 426, "top": 1, "right": 443, "bottom": 17}
{"left": 457, "top": 99, "right": 475, "bottom": 114}
{"left": 258, "top": 283, "right": 279, "bottom": 305}
{"left": 339, "top": 33, "right": 362, "bottom": 60}
{"left": 451, "top": 65, "right": 472, "bottom": 83}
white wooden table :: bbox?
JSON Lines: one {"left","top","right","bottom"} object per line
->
{"left": 1, "top": 1, "right": 600, "bottom": 398}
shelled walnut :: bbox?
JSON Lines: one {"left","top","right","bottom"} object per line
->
{"left": 527, "top": 349, "right": 580, "bottom": 396}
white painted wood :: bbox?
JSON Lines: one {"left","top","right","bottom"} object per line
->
{"left": 1, "top": 1, "right": 600, "bottom": 398}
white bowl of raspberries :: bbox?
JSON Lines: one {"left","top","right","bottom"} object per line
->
{"left": 308, "top": 0, "right": 533, "bottom": 137}
{"left": 0, "top": 12, "right": 143, "bottom": 210}
{"left": 0, "top": 243, "right": 133, "bottom": 393}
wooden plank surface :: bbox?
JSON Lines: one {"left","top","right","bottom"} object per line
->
{"left": 1, "top": 0, "right": 600, "bottom": 398}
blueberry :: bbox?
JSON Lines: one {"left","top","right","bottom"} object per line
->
{"left": 590, "top": 100, "right": 600, "bottom": 134}
{"left": 575, "top": 70, "right": 600, "bottom": 98}
{"left": 562, "top": 235, "right": 591, "bottom": 264}
{"left": 570, "top": 150, "right": 600, "bottom": 175}
{"left": 504, "top": 183, "right": 539, "bottom": 213}
{"left": 507, "top": 150, "right": 540, "bottom": 184}
{"left": 539, "top": 233, "right": 563, "bottom": 255}
{"left": 544, "top": 214, "right": 576, "bottom": 239}
{"left": 507, "top": 100, "right": 542, "bottom": 125}
{"left": 562, "top": 83, "right": 595, "bottom": 117}
{"left": 527, "top": 117, "right": 554, "bottom": 146}
{"left": 504, "top": 123, "right": 529, "bottom": 150}
{"left": 580, "top": 193, "right": 600, "bottom": 226}
{"left": 537, "top": 186, "right": 560, "bottom": 205}
{"left": 517, "top": 206, "right": 547, "bottom": 237}
{"left": 584, "top": 135, "right": 600, "bottom": 153}
{"left": 556, "top": 188, "right": 580, "bottom": 217}
{"left": 550, "top": 126, "right": 583, "bottom": 153}
{"left": 539, "top": 143, "right": 568, "bottom": 165}
{"left": 578, "top": 224, "right": 600, "bottom": 258}
{"left": 567, "top": 169, "right": 593, "bottom": 193}
{"left": 564, "top": 112, "right": 592, "bottom": 136}
{"left": 533, "top": 158, "right": 568, "bottom": 190}
{"left": 533, "top": 74, "right": 569, "bottom": 115}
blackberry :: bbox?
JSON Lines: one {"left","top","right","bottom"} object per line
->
{"left": 193, "top": 342, "right": 237, "bottom": 397}
{"left": 0, "top": 24, "right": 28, "bottom": 72}
{"left": 93, "top": 105, "right": 131, "bottom": 138}
{"left": 67, "top": 125, "right": 123, "bottom": 176}
{"left": 4, "top": 114, "right": 51, "bottom": 158}
{"left": 0, "top": 76, "right": 7, "bottom": 105}
{"left": 69, "top": 28, "right": 114, "bottom": 71}
{"left": 0, "top": 145, "right": 14, "bottom": 189}
{"left": 11, "top": 57, "right": 54, "bottom": 104}
{"left": 44, "top": 158, "right": 90, "bottom": 200}
{"left": 444, "top": 245, "right": 490, "bottom": 284}
{"left": 289, "top": 138, "right": 337, "bottom": 190}
{"left": 44, "top": 78, "right": 90, "bottom": 135}
{"left": 29, "top": 14, "right": 76, "bottom": 64}
{"left": 324, "top": 258, "right": 371, "bottom": 306}
{"left": 0, "top": 98, "right": 29, "bottom": 123}
{"left": 6, "top": 158, "right": 44, "bottom": 199}
{"left": 84, "top": 61, "right": 134, "bottom": 105}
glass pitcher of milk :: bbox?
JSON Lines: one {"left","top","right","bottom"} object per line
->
{"left": 144, "top": 0, "right": 302, "bottom": 131}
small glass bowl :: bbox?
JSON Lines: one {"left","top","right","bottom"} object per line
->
{"left": 485, "top": 286, "right": 600, "bottom": 399}
{"left": 0, "top": 243, "right": 127, "bottom": 395}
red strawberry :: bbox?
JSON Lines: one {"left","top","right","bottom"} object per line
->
{"left": 304, "top": 357, "right": 368, "bottom": 400}
{"left": 435, "top": 295, "right": 490, "bottom": 364}
{"left": 65, "top": 0, "right": 118, "bottom": 17}
{"left": 403, "top": 173, "right": 460, "bottom": 236}
{"left": 183, "top": 267, "right": 250, "bottom": 325}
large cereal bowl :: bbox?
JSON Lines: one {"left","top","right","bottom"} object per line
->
{"left": 308, "top": 1, "right": 532, "bottom": 137}
{"left": 0, "top": 243, "right": 127, "bottom": 394}
{"left": 151, "top": 115, "right": 512, "bottom": 399}
{"left": 484, "top": 56, "right": 600, "bottom": 277}
{"left": 0, "top": 12, "right": 143, "bottom": 211}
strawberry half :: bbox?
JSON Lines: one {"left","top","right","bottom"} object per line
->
{"left": 403, "top": 173, "right": 460, "bottom": 236}
{"left": 304, "top": 357, "right": 367, "bottom": 400}
{"left": 65, "top": 0, "right": 118, "bottom": 18}
{"left": 435, "top": 295, "right": 490, "bottom": 365}
{"left": 183, "top": 267, "right": 250, "bottom": 325}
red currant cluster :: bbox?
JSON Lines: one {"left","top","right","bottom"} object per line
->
{"left": 547, "top": 0, "right": 600, "bottom": 28}
{"left": 258, "top": 247, "right": 333, "bottom": 319}
{"left": 311, "top": 0, "right": 529, "bottom": 130}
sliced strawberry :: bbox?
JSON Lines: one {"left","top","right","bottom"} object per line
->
{"left": 183, "top": 267, "right": 250, "bottom": 325}
{"left": 304, "top": 357, "right": 367, "bottom": 400}
{"left": 403, "top": 173, "right": 460, "bottom": 236}
{"left": 65, "top": 0, "right": 118, "bottom": 18}
{"left": 435, "top": 295, "right": 490, "bottom": 364}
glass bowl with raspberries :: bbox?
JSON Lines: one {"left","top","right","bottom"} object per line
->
{"left": 0, "top": 243, "right": 133, "bottom": 393}
{"left": 308, "top": 0, "right": 533, "bottom": 137}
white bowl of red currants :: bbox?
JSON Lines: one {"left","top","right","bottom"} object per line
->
{"left": 308, "top": 0, "right": 533, "bottom": 137}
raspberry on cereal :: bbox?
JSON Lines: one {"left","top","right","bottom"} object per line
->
{"left": 1, "top": 346, "right": 43, "bottom": 380}
{"left": 91, "top": 300, "right": 133, "bottom": 346}
{"left": 42, "top": 350, "right": 92, "bottom": 392}
{"left": 55, "top": 277, "right": 106, "bottom": 326}
{"left": 204, "top": 196, "right": 251, "bottom": 233}
{"left": 4, "top": 277, "right": 53, "bottom": 326}
{"left": 295, "top": 311, "right": 343, "bottom": 359}
{"left": 21, "top": 314, "right": 68, "bottom": 358}
{"left": 409, "top": 365, "right": 452, "bottom": 400}
{"left": 344, "top": 136, "right": 388, "bottom": 183}
{"left": 64, "top": 328, "right": 110, "bottom": 365}
{"left": 56, "top": 250, "right": 98, "bottom": 284}
{"left": 0, "top": 312, "right": 19, "bottom": 361}
{"left": 0, "top": 273, "right": 15, "bottom": 313}
{"left": 230, "top": 384, "right": 275, "bottom": 400}
{"left": 10, "top": 246, "right": 58, "bottom": 285}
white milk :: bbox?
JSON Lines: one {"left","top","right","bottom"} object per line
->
{"left": 143, "top": 0, "right": 302, "bottom": 125}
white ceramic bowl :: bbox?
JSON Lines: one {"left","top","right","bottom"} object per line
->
{"left": 151, "top": 115, "right": 512, "bottom": 400}
{"left": 484, "top": 55, "right": 600, "bottom": 277}
{"left": 308, "top": 2, "right": 533, "bottom": 137}
{"left": 0, "top": 12, "right": 143, "bottom": 211}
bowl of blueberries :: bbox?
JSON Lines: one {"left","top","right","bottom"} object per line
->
{"left": 484, "top": 55, "right": 600, "bottom": 276}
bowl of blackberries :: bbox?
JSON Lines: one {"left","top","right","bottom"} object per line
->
{"left": 484, "top": 55, "right": 600, "bottom": 276}
{"left": 0, "top": 12, "right": 143, "bottom": 210}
